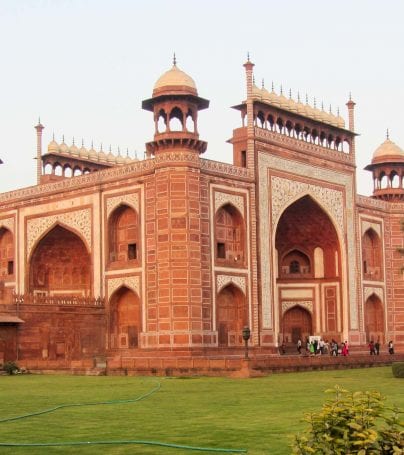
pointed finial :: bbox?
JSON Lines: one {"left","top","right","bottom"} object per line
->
{"left": 91, "top": 140, "right": 94, "bottom": 148}
{"left": 118, "top": 146, "right": 121, "bottom": 155}
{"left": 337, "top": 107, "right": 340, "bottom": 116}
{"left": 280, "top": 85, "right": 283, "bottom": 96}
{"left": 313, "top": 97, "right": 317, "bottom": 109}
{"left": 271, "top": 81, "right": 274, "bottom": 92}
{"left": 247, "top": 52, "right": 250, "bottom": 62}
{"left": 109, "top": 144, "right": 112, "bottom": 152}
{"left": 329, "top": 104, "right": 332, "bottom": 114}
{"left": 305, "top": 94, "right": 309, "bottom": 104}
{"left": 62, "top": 134, "right": 65, "bottom": 143}
{"left": 100, "top": 143, "right": 103, "bottom": 151}
{"left": 173, "top": 52, "right": 177, "bottom": 66}
{"left": 297, "top": 91, "right": 301, "bottom": 103}
{"left": 52, "top": 132, "right": 55, "bottom": 141}
{"left": 349, "top": 92, "right": 352, "bottom": 101}
{"left": 81, "top": 138, "right": 84, "bottom": 147}
{"left": 126, "top": 148, "right": 129, "bottom": 157}
{"left": 72, "top": 137, "right": 75, "bottom": 145}
{"left": 135, "top": 150, "right": 138, "bottom": 159}
{"left": 386, "top": 128, "right": 390, "bottom": 140}
{"left": 261, "top": 78, "right": 264, "bottom": 89}
{"left": 321, "top": 102, "right": 324, "bottom": 111}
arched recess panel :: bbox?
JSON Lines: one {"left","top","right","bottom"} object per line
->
{"left": 362, "top": 229, "right": 383, "bottom": 281}
{"left": 276, "top": 195, "right": 341, "bottom": 279}
{"left": 216, "top": 284, "right": 247, "bottom": 347}
{"left": 0, "top": 227, "right": 14, "bottom": 278}
{"left": 109, "top": 287, "right": 141, "bottom": 349}
{"left": 279, "top": 249, "right": 311, "bottom": 277}
{"left": 282, "top": 306, "right": 312, "bottom": 344}
{"left": 214, "top": 203, "right": 246, "bottom": 267}
{"left": 108, "top": 205, "right": 140, "bottom": 265}
{"left": 29, "top": 225, "right": 91, "bottom": 296}
{"left": 364, "top": 295, "right": 384, "bottom": 343}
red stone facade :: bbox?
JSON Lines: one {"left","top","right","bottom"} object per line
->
{"left": 0, "top": 59, "right": 403, "bottom": 372}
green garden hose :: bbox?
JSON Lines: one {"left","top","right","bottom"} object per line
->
{"left": 0, "top": 380, "right": 247, "bottom": 453}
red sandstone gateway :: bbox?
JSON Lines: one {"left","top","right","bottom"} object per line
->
{"left": 0, "top": 58, "right": 403, "bottom": 375}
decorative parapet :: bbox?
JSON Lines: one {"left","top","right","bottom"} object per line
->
{"left": 356, "top": 194, "right": 404, "bottom": 213}
{"left": 14, "top": 293, "right": 104, "bottom": 307}
{"left": 255, "top": 128, "right": 355, "bottom": 165}
{"left": 0, "top": 159, "right": 156, "bottom": 206}
{"left": 201, "top": 159, "right": 254, "bottom": 179}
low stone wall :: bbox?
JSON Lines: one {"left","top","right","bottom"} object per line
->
{"left": 19, "top": 352, "right": 404, "bottom": 377}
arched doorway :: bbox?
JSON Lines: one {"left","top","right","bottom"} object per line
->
{"left": 282, "top": 306, "right": 312, "bottom": 344}
{"left": 276, "top": 195, "right": 342, "bottom": 339}
{"left": 214, "top": 204, "right": 246, "bottom": 267}
{"left": 216, "top": 284, "right": 247, "bottom": 347}
{"left": 362, "top": 229, "right": 383, "bottom": 281}
{"left": 108, "top": 205, "right": 140, "bottom": 266}
{"left": 29, "top": 225, "right": 91, "bottom": 295}
{"left": 0, "top": 227, "right": 14, "bottom": 279}
{"left": 364, "top": 295, "right": 384, "bottom": 343}
{"left": 109, "top": 287, "right": 141, "bottom": 349}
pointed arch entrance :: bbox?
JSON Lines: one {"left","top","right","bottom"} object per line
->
{"left": 282, "top": 306, "right": 312, "bottom": 344}
{"left": 29, "top": 225, "right": 91, "bottom": 295}
{"left": 275, "top": 195, "right": 342, "bottom": 341}
{"left": 109, "top": 287, "right": 141, "bottom": 349}
{"left": 216, "top": 284, "right": 247, "bottom": 347}
{"left": 364, "top": 294, "right": 384, "bottom": 343}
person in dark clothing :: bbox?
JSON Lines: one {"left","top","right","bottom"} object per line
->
{"left": 375, "top": 340, "right": 380, "bottom": 355}
{"left": 369, "top": 340, "right": 376, "bottom": 355}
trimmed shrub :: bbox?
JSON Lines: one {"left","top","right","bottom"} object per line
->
{"left": 292, "top": 386, "right": 404, "bottom": 454}
{"left": 3, "top": 361, "right": 19, "bottom": 375}
{"left": 392, "top": 362, "right": 404, "bottom": 378}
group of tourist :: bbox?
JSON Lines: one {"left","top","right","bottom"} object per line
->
{"left": 368, "top": 340, "right": 394, "bottom": 355}
{"left": 295, "top": 338, "right": 395, "bottom": 356}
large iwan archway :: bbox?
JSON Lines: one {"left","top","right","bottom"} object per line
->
{"left": 29, "top": 225, "right": 91, "bottom": 295}
{"left": 216, "top": 284, "right": 247, "bottom": 347}
{"left": 276, "top": 195, "right": 342, "bottom": 340}
{"left": 109, "top": 287, "right": 141, "bottom": 349}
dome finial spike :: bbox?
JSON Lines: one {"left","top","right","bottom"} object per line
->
{"left": 271, "top": 81, "right": 274, "bottom": 92}
{"left": 52, "top": 132, "right": 55, "bottom": 141}
{"left": 297, "top": 91, "right": 301, "bottom": 103}
{"left": 305, "top": 93, "right": 309, "bottom": 105}
{"left": 173, "top": 52, "right": 177, "bottom": 66}
{"left": 100, "top": 143, "right": 103, "bottom": 151}
{"left": 261, "top": 78, "right": 264, "bottom": 89}
{"left": 91, "top": 139, "right": 94, "bottom": 148}
{"left": 280, "top": 84, "right": 283, "bottom": 96}
{"left": 81, "top": 138, "right": 84, "bottom": 147}
{"left": 313, "top": 97, "right": 317, "bottom": 109}
{"left": 386, "top": 128, "right": 390, "bottom": 140}
{"left": 126, "top": 148, "right": 129, "bottom": 157}
{"left": 329, "top": 104, "right": 332, "bottom": 114}
{"left": 62, "top": 134, "right": 65, "bottom": 143}
{"left": 247, "top": 51, "right": 250, "bottom": 62}
{"left": 349, "top": 91, "right": 352, "bottom": 101}
{"left": 337, "top": 107, "right": 340, "bottom": 116}
{"left": 321, "top": 101, "right": 324, "bottom": 111}
{"left": 289, "top": 88, "right": 292, "bottom": 100}
{"left": 72, "top": 137, "right": 75, "bottom": 145}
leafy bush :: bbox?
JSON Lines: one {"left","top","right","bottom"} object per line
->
{"left": 392, "top": 362, "right": 404, "bottom": 378}
{"left": 3, "top": 361, "right": 19, "bottom": 375}
{"left": 292, "top": 386, "right": 404, "bottom": 454}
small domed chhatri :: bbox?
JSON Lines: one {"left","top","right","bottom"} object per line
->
{"left": 152, "top": 54, "right": 198, "bottom": 97}
{"left": 372, "top": 135, "right": 404, "bottom": 163}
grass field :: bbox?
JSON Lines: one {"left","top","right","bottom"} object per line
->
{"left": 0, "top": 366, "right": 402, "bottom": 454}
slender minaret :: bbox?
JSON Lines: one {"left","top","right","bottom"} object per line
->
{"left": 34, "top": 119, "right": 44, "bottom": 184}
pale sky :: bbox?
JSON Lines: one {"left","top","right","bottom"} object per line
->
{"left": 1, "top": 0, "right": 403, "bottom": 195}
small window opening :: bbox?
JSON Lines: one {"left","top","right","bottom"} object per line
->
{"left": 241, "top": 150, "right": 247, "bottom": 168}
{"left": 290, "top": 260, "right": 300, "bottom": 274}
{"left": 7, "top": 261, "right": 14, "bottom": 275}
{"left": 363, "top": 261, "right": 367, "bottom": 274}
{"left": 128, "top": 243, "right": 137, "bottom": 260}
{"left": 217, "top": 242, "right": 226, "bottom": 259}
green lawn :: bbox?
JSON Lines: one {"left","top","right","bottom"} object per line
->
{"left": 0, "top": 367, "right": 402, "bottom": 454}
